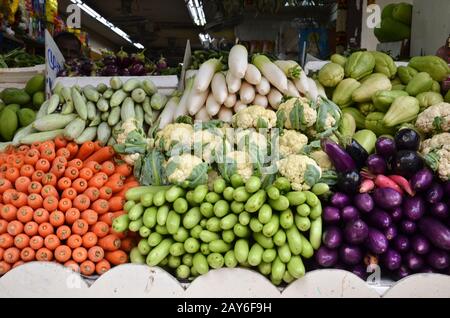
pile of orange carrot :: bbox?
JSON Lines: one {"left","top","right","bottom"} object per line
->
{"left": 0, "top": 137, "right": 138, "bottom": 276}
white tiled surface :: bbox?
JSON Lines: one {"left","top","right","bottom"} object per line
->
{"left": 1, "top": 263, "right": 449, "bottom": 298}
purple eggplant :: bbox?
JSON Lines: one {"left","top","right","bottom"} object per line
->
{"left": 321, "top": 139, "right": 356, "bottom": 173}
{"left": 430, "top": 202, "right": 449, "bottom": 219}
{"left": 102, "top": 64, "right": 119, "bottom": 76}
{"left": 345, "top": 139, "right": 369, "bottom": 169}
{"left": 373, "top": 188, "right": 403, "bottom": 210}
{"left": 344, "top": 219, "right": 369, "bottom": 244}
{"left": 392, "top": 150, "right": 423, "bottom": 178}
{"left": 339, "top": 245, "right": 363, "bottom": 265}
{"left": 322, "top": 226, "right": 343, "bottom": 249}
{"left": 411, "top": 235, "right": 431, "bottom": 255}
{"left": 367, "top": 154, "right": 387, "bottom": 175}
{"left": 323, "top": 206, "right": 341, "bottom": 224}
{"left": 102, "top": 55, "right": 117, "bottom": 66}
{"left": 384, "top": 225, "right": 398, "bottom": 241}
{"left": 390, "top": 207, "right": 403, "bottom": 222}
{"left": 418, "top": 217, "right": 450, "bottom": 251}
{"left": 315, "top": 246, "right": 338, "bottom": 267}
{"left": 366, "top": 228, "right": 388, "bottom": 254}
{"left": 420, "top": 266, "right": 435, "bottom": 274}
{"left": 427, "top": 250, "right": 450, "bottom": 270}
{"left": 369, "top": 209, "right": 392, "bottom": 229}
{"left": 354, "top": 193, "right": 374, "bottom": 213}
{"left": 402, "top": 196, "right": 426, "bottom": 221}
{"left": 351, "top": 264, "right": 367, "bottom": 279}
{"left": 337, "top": 170, "right": 362, "bottom": 195}
{"left": 156, "top": 56, "right": 168, "bottom": 70}
{"left": 130, "top": 63, "right": 146, "bottom": 76}
{"left": 375, "top": 137, "right": 396, "bottom": 158}
{"left": 395, "top": 128, "right": 420, "bottom": 151}
{"left": 444, "top": 181, "right": 450, "bottom": 196}
{"left": 410, "top": 168, "right": 434, "bottom": 192}
{"left": 341, "top": 206, "right": 359, "bottom": 222}
{"left": 405, "top": 252, "right": 424, "bottom": 271}
{"left": 396, "top": 265, "right": 411, "bottom": 279}
{"left": 119, "top": 68, "right": 130, "bottom": 76}
{"left": 394, "top": 235, "right": 410, "bottom": 253}
{"left": 401, "top": 220, "right": 417, "bottom": 235}
{"left": 331, "top": 192, "right": 351, "bottom": 209}
{"left": 425, "top": 183, "right": 444, "bottom": 204}
{"left": 382, "top": 249, "right": 402, "bottom": 271}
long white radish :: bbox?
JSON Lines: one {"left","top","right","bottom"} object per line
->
{"left": 256, "top": 77, "right": 270, "bottom": 95}
{"left": 188, "top": 89, "right": 209, "bottom": 116}
{"left": 224, "top": 94, "right": 237, "bottom": 108}
{"left": 294, "top": 71, "right": 309, "bottom": 95}
{"left": 253, "top": 94, "right": 268, "bottom": 108}
{"left": 194, "top": 58, "right": 222, "bottom": 92}
{"left": 244, "top": 64, "right": 262, "bottom": 85}
{"left": 240, "top": 82, "right": 256, "bottom": 104}
{"left": 185, "top": 70, "right": 198, "bottom": 82}
{"left": 211, "top": 72, "right": 228, "bottom": 104}
{"left": 234, "top": 100, "right": 247, "bottom": 113}
{"left": 218, "top": 107, "right": 233, "bottom": 122}
{"left": 268, "top": 88, "right": 283, "bottom": 109}
{"left": 195, "top": 107, "right": 211, "bottom": 121}
{"left": 307, "top": 77, "right": 319, "bottom": 102}
{"left": 274, "top": 60, "right": 302, "bottom": 79}
{"left": 226, "top": 71, "right": 241, "bottom": 94}
{"left": 159, "top": 95, "right": 181, "bottom": 129}
{"left": 287, "top": 80, "right": 300, "bottom": 98}
{"left": 206, "top": 94, "right": 221, "bottom": 117}
{"left": 252, "top": 54, "right": 288, "bottom": 93}
{"left": 174, "top": 76, "right": 194, "bottom": 120}
{"left": 228, "top": 44, "right": 248, "bottom": 79}
{"left": 315, "top": 80, "right": 327, "bottom": 98}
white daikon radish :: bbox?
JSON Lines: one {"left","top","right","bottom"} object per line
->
{"left": 188, "top": 89, "right": 209, "bottom": 116}
{"left": 211, "top": 72, "right": 228, "bottom": 104}
{"left": 274, "top": 60, "right": 302, "bottom": 79}
{"left": 185, "top": 70, "right": 198, "bottom": 83}
{"left": 229, "top": 44, "right": 248, "bottom": 79}
{"left": 315, "top": 80, "right": 327, "bottom": 98}
{"left": 234, "top": 100, "right": 247, "bottom": 113}
{"left": 224, "top": 94, "right": 237, "bottom": 108}
{"left": 287, "top": 80, "right": 300, "bottom": 98}
{"left": 252, "top": 55, "right": 288, "bottom": 93}
{"left": 159, "top": 95, "right": 181, "bottom": 129}
{"left": 206, "top": 94, "right": 221, "bottom": 117}
{"left": 226, "top": 71, "right": 241, "bottom": 94}
{"left": 244, "top": 64, "right": 262, "bottom": 85}
{"left": 253, "top": 94, "right": 268, "bottom": 108}
{"left": 218, "top": 107, "right": 233, "bottom": 122}
{"left": 194, "top": 58, "right": 222, "bottom": 92}
{"left": 239, "top": 82, "right": 256, "bottom": 104}
{"left": 307, "top": 77, "right": 319, "bottom": 102}
{"left": 268, "top": 88, "right": 283, "bottom": 109}
{"left": 195, "top": 107, "right": 211, "bottom": 121}
{"left": 294, "top": 71, "right": 309, "bottom": 95}
{"left": 256, "top": 77, "right": 271, "bottom": 96}
{"left": 174, "top": 76, "right": 194, "bottom": 120}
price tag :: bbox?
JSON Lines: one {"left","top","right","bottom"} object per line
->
{"left": 45, "top": 29, "right": 65, "bottom": 97}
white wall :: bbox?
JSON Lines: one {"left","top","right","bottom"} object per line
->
{"left": 360, "top": 0, "right": 414, "bottom": 51}
{"left": 410, "top": 0, "right": 450, "bottom": 55}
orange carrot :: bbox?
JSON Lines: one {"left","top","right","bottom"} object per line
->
{"left": 91, "top": 199, "right": 109, "bottom": 214}
{"left": 3, "top": 247, "right": 20, "bottom": 264}
{"left": 120, "top": 237, "right": 134, "bottom": 253}
{"left": 84, "top": 146, "right": 115, "bottom": 165}
{"left": 35, "top": 247, "right": 53, "bottom": 261}
{"left": 114, "top": 164, "right": 132, "bottom": 177}
{"left": 19, "top": 165, "right": 35, "bottom": 178}
{"left": 95, "top": 259, "right": 110, "bottom": 275}
{"left": 80, "top": 260, "right": 95, "bottom": 276}
{"left": 82, "top": 232, "right": 97, "bottom": 249}
{"left": 31, "top": 170, "right": 44, "bottom": 182}
{"left": 73, "top": 194, "right": 90, "bottom": 211}
{"left": 91, "top": 221, "right": 109, "bottom": 238}
{"left": 24, "top": 221, "right": 38, "bottom": 236}
{"left": 17, "top": 206, "right": 33, "bottom": 223}
{"left": 49, "top": 210, "right": 65, "bottom": 227}
{"left": 87, "top": 246, "right": 104, "bottom": 263}
{"left": 15, "top": 176, "right": 31, "bottom": 193}
{"left": 0, "top": 204, "right": 16, "bottom": 221}
{"left": 67, "top": 235, "right": 82, "bottom": 249}
{"left": 43, "top": 196, "right": 59, "bottom": 212}
{"left": 55, "top": 136, "right": 68, "bottom": 149}
{"left": 14, "top": 234, "right": 30, "bottom": 249}
{"left": 99, "top": 187, "right": 113, "bottom": 200}
{"left": 0, "top": 233, "right": 14, "bottom": 249}
{"left": 44, "top": 234, "right": 60, "bottom": 250}
{"left": 29, "top": 235, "right": 44, "bottom": 250}
{"left": 98, "top": 234, "right": 121, "bottom": 251}
{"left": 54, "top": 245, "right": 71, "bottom": 263}
{"left": 76, "top": 142, "right": 96, "bottom": 161}
{"left": 64, "top": 260, "right": 80, "bottom": 273}
{"left": 37, "top": 222, "right": 54, "bottom": 237}
{"left": 66, "top": 142, "right": 79, "bottom": 159}
{"left": 108, "top": 196, "right": 124, "bottom": 212}
{"left": 0, "top": 261, "right": 11, "bottom": 275}
{"left": 7, "top": 221, "right": 24, "bottom": 236}
{"left": 11, "top": 192, "right": 27, "bottom": 208}
{"left": 79, "top": 168, "right": 93, "bottom": 180}
{"left": 56, "top": 225, "right": 71, "bottom": 241}
{"left": 28, "top": 181, "right": 42, "bottom": 194}
{"left": 105, "top": 250, "right": 128, "bottom": 265}
{"left": 62, "top": 187, "right": 77, "bottom": 200}
{"left": 83, "top": 187, "right": 100, "bottom": 201}
{"left": 57, "top": 177, "right": 72, "bottom": 191}
{"left": 72, "top": 178, "right": 88, "bottom": 193}
{"left": 72, "top": 246, "right": 87, "bottom": 263}
{"left": 81, "top": 209, "right": 98, "bottom": 225}
{"left": 20, "top": 247, "right": 35, "bottom": 261}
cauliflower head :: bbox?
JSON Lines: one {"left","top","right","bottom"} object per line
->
{"left": 309, "top": 150, "right": 333, "bottom": 171}
{"left": 276, "top": 97, "right": 317, "bottom": 131}
{"left": 232, "top": 105, "right": 277, "bottom": 129}
{"left": 277, "top": 154, "right": 322, "bottom": 191}
{"left": 278, "top": 130, "right": 308, "bottom": 157}
{"left": 235, "top": 130, "right": 268, "bottom": 160}
{"left": 308, "top": 97, "right": 342, "bottom": 139}
{"left": 155, "top": 123, "right": 194, "bottom": 154}
{"left": 166, "top": 154, "right": 208, "bottom": 188}
{"left": 116, "top": 118, "right": 139, "bottom": 144}
{"left": 415, "top": 102, "right": 450, "bottom": 134}
{"left": 219, "top": 151, "right": 254, "bottom": 182}
{"left": 421, "top": 132, "right": 450, "bottom": 181}
{"left": 193, "top": 129, "right": 231, "bottom": 163}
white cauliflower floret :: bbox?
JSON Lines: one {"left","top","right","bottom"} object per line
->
{"left": 415, "top": 102, "right": 450, "bottom": 134}
{"left": 116, "top": 118, "right": 138, "bottom": 144}
{"left": 224, "top": 151, "right": 254, "bottom": 181}
{"left": 155, "top": 123, "right": 194, "bottom": 153}
{"left": 421, "top": 132, "right": 450, "bottom": 181}
{"left": 278, "top": 130, "right": 308, "bottom": 157}
{"left": 123, "top": 153, "right": 140, "bottom": 166}
{"left": 193, "top": 129, "right": 230, "bottom": 163}
{"left": 232, "top": 105, "right": 277, "bottom": 129}
{"left": 235, "top": 130, "right": 268, "bottom": 158}
{"left": 166, "top": 154, "right": 208, "bottom": 187}
{"left": 277, "top": 154, "right": 322, "bottom": 191}
{"left": 277, "top": 97, "right": 317, "bottom": 130}
{"left": 309, "top": 150, "right": 333, "bottom": 171}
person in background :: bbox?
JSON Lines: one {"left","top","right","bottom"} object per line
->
{"left": 54, "top": 31, "right": 83, "bottom": 60}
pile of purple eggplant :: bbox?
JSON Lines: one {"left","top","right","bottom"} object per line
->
{"left": 318, "top": 129, "right": 450, "bottom": 280}
{"left": 58, "top": 48, "right": 170, "bottom": 77}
